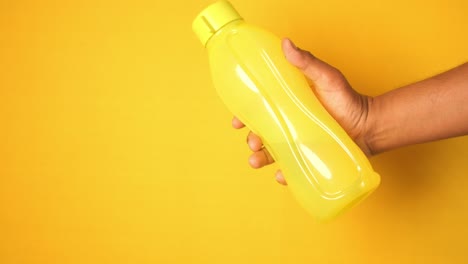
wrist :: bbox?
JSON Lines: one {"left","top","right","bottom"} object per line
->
{"left": 362, "top": 95, "right": 385, "bottom": 156}
{"left": 346, "top": 94, "right": 375, "bottom": 157}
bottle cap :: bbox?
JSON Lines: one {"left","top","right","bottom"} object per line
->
{"left": 192, "top": 1, "right": 242, "bottom": 46}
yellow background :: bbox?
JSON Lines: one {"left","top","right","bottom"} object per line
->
{"left": 1, "top": 0, "right": 468, "bottom": 263}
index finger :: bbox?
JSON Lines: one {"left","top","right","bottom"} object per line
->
{"left": 232, "top": 116, "right": 245, "bottom": 129}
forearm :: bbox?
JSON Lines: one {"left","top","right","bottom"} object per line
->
{"left": 366, "top": 62, "right": 468, "bottom": 155}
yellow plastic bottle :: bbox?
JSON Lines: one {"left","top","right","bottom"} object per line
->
{"left": 193, "top": 1, "right": 380, "bottom": 221}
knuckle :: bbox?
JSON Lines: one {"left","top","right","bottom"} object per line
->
{"left": 319, "top": 68, "right": 345, "bottom": 87}
{"left": 301, "top": 50, "right": 315, "bottom": 62}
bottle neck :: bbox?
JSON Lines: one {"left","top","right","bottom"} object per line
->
{"left": 205, "top": 19, "right": 244, "bottom": 49}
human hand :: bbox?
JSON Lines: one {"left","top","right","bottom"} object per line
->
{"left": 233, "top": 38, "right": 373, "bottom": 185}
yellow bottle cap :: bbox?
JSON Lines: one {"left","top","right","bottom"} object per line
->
{"left": 192, "top": 1, "right": 242, "bottom": 46}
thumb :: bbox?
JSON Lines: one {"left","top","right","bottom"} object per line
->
{"left": 282, "top": 38, "right": 341, "bottom": 89}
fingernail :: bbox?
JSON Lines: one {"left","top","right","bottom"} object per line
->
{"left": 288, "top": 38, "right": 298, "bottom": 50}
{"left": 248, "top": 140, "right": 255, "bottom": 150}
{"left": 275, "top": 171, "right": 287, "bottom": 185}
{"left": 275, "top": 172, "right": 282, "bottom": 181}
{"left": 249, "top": 155, "right": 257, "bottom": 167}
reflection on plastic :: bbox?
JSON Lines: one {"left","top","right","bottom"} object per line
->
{"left": 235, "top": 65, "right": 259, "bottom": 94}
{"left": 299, "top": 144, "right": 332, "bottom": 180}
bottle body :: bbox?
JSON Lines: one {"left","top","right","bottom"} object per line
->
{"left": 206, "top": 20, "right": 380, "bottom": 221}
